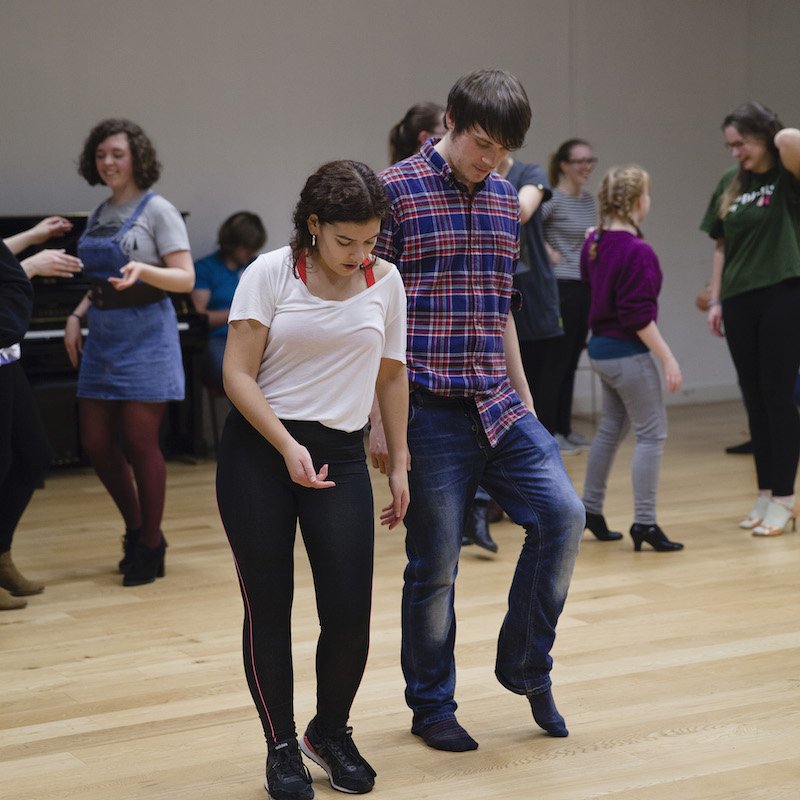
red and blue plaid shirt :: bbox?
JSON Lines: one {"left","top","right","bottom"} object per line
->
{"left": 375, "top": 140, "right": 528, "bottom": 446}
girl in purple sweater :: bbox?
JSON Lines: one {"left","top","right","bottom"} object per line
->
{"left": 580, "top": 165, "right": 684, "bottom": 552}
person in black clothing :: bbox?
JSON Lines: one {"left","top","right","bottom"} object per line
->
{"left": 0, "top": 240, "right": 52, "bottom": 610}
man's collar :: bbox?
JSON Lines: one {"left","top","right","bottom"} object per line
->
{"left": 419, "top": 139, "right": 487, "bottom": 195}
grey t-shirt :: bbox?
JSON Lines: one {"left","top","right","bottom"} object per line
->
{"left": 540, "top": 189, "right": 597, "bottom": 281}
{"left": 86, "top": 193, "right": 190, "bottom": 266}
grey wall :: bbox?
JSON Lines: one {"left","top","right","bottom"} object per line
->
{"left": 2, "top": 0, "right": 799, "bottom": 405}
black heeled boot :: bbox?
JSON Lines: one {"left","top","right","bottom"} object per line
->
{"left": 123, "top": 536, "right": 167, "bottom": 586}
{"left": 462, "top": 500, "right": 498, "bottom": 553}
{"left": 118, "top": 528, "right": 141, "bottom": 574}
{"left": 584, "top": 511, "right": 623, "bottom": 541}
{"left": 630, "top": 524, "right": 683, "bottom": 552}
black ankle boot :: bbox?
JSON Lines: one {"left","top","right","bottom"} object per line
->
{"left": 584, "top": 511, "right": 623, "bottom": 541}
{"left": 123, "top": 536, "right": 167, "bottom": 586}
{"left": 629, "top": 524, "right": 683, "bottom": 552}
{"left": 462, "top": 501, "right": 498, "bottom": 553}
{"left": 118, "top": 528, "right": 141, "bottom": 574}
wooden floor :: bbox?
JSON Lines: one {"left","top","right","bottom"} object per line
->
{"left": 3, "top": 401, "right": 799, "bottom": 800}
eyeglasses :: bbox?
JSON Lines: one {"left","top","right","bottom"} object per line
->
{"left": 725, "top": 138, "right": 754, "bottom": 152}
{"left": 566, "top": 157, "right": 598, "bottom": 166}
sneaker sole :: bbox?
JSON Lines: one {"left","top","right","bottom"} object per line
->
{"left": 300, "top": 736, "right": 371, "bottom": 795}
{"left": 264, "top": 779, "right": 314, "bottom": 800}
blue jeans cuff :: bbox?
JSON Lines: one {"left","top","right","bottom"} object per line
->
{"left": 495, "top": 667, "right": 551, "bottom": 697}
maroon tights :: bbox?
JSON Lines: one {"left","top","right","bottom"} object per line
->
{"left": 79, "top": 399, "right": 167, "bottom": 548}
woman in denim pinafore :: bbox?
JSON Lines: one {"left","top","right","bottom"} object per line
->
{"left": 65, "top": 119, "right": 194, "bottom": 587}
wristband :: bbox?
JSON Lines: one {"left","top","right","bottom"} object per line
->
{"left": 69, "top": 313, "right": 83, "bottom": 322}
{"left": 709, "top": 300, "right": 721, "bottom": 308}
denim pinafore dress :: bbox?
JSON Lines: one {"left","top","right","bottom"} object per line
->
{"left": 77, "top": 192, "right": 185, "bottom": 402}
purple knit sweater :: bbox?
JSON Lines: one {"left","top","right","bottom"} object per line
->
{"left": 579, "top": 230, "right": 662, "bottom": 341}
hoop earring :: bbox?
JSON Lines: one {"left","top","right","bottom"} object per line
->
{"left": 311, "top": 234, "right": 316, "bottom": 248}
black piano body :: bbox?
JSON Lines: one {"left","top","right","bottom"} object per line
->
{"left": 0, "top": 214, "right": 209, "bottom": 465}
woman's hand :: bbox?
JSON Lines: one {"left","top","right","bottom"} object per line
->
{"left": 108, "top": 261, "right": 146, "bottom": 291}
{"left": 380, "top": 469, "right": 410, "bottom": 530}
{"left": 26, "top": 216, "right": 73, "bottom": 245}
{"left": 662, "top": 355, "right": 682, "bottom": 393}
{"left": 707, "top": 304, "right": 724, "bottom": 337}
{"left": 64, "top": 315, "right": 83, "bottom": 367}
{"left": 545, "top": 241, "right": 561, "bottom": 266}
{"left": 22, "top": 249, "right": 82, "bottom": 279}
{"left": 281, "top": 440, "right": 336, "bottom": 489}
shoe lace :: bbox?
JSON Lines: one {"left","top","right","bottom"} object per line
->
{"left": 270, "top": 742, "right": 311, "bottom": 784}
{"left": 325, "top": 727, "right": 375, "bottom": 777}
{"left": 328, "top": 726, "right": 358, "bottom": 764}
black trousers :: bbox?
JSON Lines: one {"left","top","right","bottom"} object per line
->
{"left": 216, "top": 410, "right": 374, "bottom": 746}
{"left": 0, "top": 362, "right": 52, "bottom": 552}
{"left": 723, "top": 278, "right": 800, "bottom": 496}
{"left": 519, "top": 335, "right": 563, "bottom": 434}
{"left": 555, "top": 280, "right": 591, "bottom": 435}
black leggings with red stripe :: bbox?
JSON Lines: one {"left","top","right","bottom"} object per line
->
{"left": 216, "top": 410, "right": 374, "bottom": 746}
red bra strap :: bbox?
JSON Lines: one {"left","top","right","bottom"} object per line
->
{"left": 363, "top": 257, "right": 375, "bottom": 287}
{"left": 296, "top": 251, "right": 308, "bottom": 284}
{"left": 298, "top": 251, "right": 374, "bottom": 286}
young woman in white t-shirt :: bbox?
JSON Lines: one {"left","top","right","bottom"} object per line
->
{"left": 216, "top": 160, "right": 409, "bottom": 800}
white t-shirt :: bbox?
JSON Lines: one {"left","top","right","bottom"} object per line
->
{"left": 229, "top": 245, "right": 407, "bottom": 432}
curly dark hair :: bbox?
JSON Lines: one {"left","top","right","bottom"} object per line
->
{"left": 78, "top": 118, "right": 162, "bottom": 189}
{"left": 290, "top": 160, "right": 391, "bottom": 263}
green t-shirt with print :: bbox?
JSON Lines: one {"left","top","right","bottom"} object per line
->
{"left": 700, "top": 164, "right": 800, "bottom": 299}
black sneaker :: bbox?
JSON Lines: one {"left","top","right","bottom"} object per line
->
{"left": 300, "top": 719, "right": 376, "bottom": 794}
{"left": 265, "top": 739, "right": 314, "bottom": 800}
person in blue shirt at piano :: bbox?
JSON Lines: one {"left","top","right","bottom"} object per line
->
{"left": 191, "top": 211, "right": 266, "bottom": 389}
{"left": 63, "top": 118, "right": 194, "bottom": 587}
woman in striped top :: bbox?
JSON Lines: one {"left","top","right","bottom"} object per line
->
{"left": 540, "top": 139, "right": 598, "bottom": 454}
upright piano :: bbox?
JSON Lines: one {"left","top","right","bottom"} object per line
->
{"left": 0, "top": 214, "right": 209, "bottom": 465}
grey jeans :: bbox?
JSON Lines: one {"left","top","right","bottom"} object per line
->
{"left": 582, "top": 352, "right": 667, "bottom": 525}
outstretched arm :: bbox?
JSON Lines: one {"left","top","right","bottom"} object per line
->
{"left": 4, "top": 216, "right": 72, "bottom": 255}
{"left": 108, "top": 249, "right": 195, "bottom": 293}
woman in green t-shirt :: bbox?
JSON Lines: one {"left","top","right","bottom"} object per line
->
{"left": 701, "top": 102, "right": 800, "bottom": 537}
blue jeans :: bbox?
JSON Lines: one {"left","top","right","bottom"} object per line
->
{"left": 402, "top": 390, "right": 584, "bottom": 729}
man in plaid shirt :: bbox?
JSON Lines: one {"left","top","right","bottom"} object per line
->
{"left": 371, "top": 69, "right": 584, "bottom": 752}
